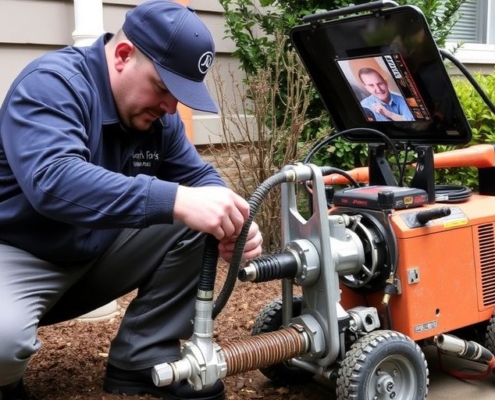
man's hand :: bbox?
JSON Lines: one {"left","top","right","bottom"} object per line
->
{"left": 218, "top": 221, "right": 262, "bottom": 262}
{"left": 372, "top": 103, "right": 407, "bottom": 121}
{"left": 174, "top": 186, "right": 249, "bottom": 240}
{"left": 174, "top": 186, "right": 263, "bottom": 262}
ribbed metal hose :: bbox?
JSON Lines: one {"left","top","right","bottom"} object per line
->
{"left": 220, "top": 326, "right": 308, "bottom": 376}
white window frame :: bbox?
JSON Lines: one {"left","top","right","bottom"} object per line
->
{"left": 445, "top": 0, "right": 495, "bottom": 64}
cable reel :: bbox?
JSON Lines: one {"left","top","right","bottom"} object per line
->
{"left": 335, "top": 211, "right": 392, "bottom": 291}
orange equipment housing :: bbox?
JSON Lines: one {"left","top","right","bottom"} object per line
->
{"left": 334, "top": 144, "right": 495, "bottom": 341}
{"left": 340, "top": 194, "right": 495, "bottom": 341}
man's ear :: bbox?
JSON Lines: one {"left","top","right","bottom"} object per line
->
{"left": 113, "top": 41, "right": 134, "bottom": 72}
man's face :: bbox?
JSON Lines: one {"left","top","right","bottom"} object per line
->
{"left": 361, "top": 72, "right": 390, "bottom": 103}
{"left": 112, "top": 47, "right": 178, "bottom": 131}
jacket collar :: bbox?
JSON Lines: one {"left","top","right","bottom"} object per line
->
{"left": 86, "top": 33, "right": 120, "bottom": 125}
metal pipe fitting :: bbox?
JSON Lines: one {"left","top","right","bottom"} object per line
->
{"left": 434, "top": 333, "right": 494, "bottom": 363}
{"left": 152, "top": 323, "right": 313, "bottom": 390}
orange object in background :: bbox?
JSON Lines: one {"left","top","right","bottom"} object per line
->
{"left": 173, "top": 0, "right": 194, "bottom": 142}
{"left": 431, "top": 144, "right": 495, "bottom": 168}
{"left": 323, "top": 144, "right": 495, "bottom": 185}
{"left": 177, "top": 103, "right": 194, "bottom": 142}
{"left": 324, "top": 166, "right": 370, "bottom": 185}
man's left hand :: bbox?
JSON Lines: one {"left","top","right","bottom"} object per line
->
{"left": 218, "top": 221, "right": 262, "bottom": 262}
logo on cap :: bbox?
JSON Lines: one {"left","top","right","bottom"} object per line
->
{"left": 198, "top": 52, "right": 214, "bottom": 75}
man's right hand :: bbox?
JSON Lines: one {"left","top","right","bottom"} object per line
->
{"left": 372, "top": 103, "right": 407, "bottom": 121}
{"left": 173, "top": 186, "right": 250, "bottom": 240}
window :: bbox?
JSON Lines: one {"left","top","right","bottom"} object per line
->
{"left": 445, "top": 0, "right": 495, "bottom": 64}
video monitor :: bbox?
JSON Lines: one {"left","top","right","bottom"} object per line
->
{"left": 290, "top": 5, "right": 472, "bottom": 144}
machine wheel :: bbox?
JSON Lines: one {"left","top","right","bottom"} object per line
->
{"left": 251, "top": 296, "right": 313, "bottom": 385}
{"left": 485, "top": 312, "right": 495, "bottom": 355}
{"left": 336, "top": 330, "right": 428, "bottom": 400}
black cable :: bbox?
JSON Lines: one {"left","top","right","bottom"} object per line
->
{"left": 302, "top": 131, "right": 343, "bottom": 164}
{"left": 213, "top": 170, "right": 289, "bottom": 319}
{"left": 303, "top": 128, "right": 404, "bottom": 180}
{"left": 434, "top": 184, "right": 472, "bottom": 203}
{"left": 320, "top": 166, "right": 360, "bottom": 187}
{"left": 312, "top": 167, "right": 361, "bottom": 207}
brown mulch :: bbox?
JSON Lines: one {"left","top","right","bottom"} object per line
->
{"left": 24, "top": 260, "right": 332, "bottom": 400}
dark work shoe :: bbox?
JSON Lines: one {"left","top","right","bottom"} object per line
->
{"left": 103, "top": 363, "right": 225, "bottom": 400}
{"left": 0, "top": 380, "right": 29, "bottom": 400}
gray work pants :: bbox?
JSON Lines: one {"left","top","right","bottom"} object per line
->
{"left": 0, "top": 223, "right": 206, "bottom": 386}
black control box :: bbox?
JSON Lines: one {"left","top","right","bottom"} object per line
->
{"left": 333, "top": 186, "right": 428, "bottom": 210}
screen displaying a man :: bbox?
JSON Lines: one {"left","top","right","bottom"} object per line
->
{"left": 358, "top": 67, "right": 415, "bottom": 122}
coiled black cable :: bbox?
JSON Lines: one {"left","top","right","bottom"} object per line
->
{"left": 434, "top": 184, "right": 472, "bottom": 203}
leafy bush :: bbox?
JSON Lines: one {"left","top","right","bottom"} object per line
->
{"left": 452, "top": 73, "right": 495, "bottom": 144}
{"left": 433, "top": 73, "right": 495, "bottom": 190}
{"left": 219, "top": 0, "right": 467, "bottom": 170}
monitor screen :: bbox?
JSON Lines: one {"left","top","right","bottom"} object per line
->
{"left": 290, "top": 5, "right": 471, "bottom": 144}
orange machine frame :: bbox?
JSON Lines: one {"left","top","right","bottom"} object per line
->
{"left": 340, "top": 194, "right": 495, "bottom": 341}
{"left": 336, "top": 144, "right": 495, "bottom": 341}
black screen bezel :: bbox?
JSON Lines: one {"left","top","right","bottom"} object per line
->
{"left": 289, "top": 5, "right": 472, "bottom": 145}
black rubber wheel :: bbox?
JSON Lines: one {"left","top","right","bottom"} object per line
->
{"left": 485, "top": 312, "right": 495, "bottom": 355}
{"left": 336, "top": 330, "right": 428, "bottom": 400}
{"left": 251, "top": 296, "right": 314, "bottom": 385}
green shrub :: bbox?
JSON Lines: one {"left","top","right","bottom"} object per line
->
{"left": 433, "top": 73, "right": 495, "bottom": 190}
{"left": 219, "top": 0, "right": 467, "bottom": 171}
{"left": 452, "top": 73, "right": 495, "bottom": 144}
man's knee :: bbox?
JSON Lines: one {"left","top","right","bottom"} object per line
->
{"left": 0, "top": 318, "right": 39, "bottom": 385}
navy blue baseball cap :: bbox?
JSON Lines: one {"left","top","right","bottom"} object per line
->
{"left": 123, "top": 0, "right": 218, "bottom": 113}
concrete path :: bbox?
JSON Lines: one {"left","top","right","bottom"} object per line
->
{"left": 426, "top": 346, "right": 495, "bottom": 399}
